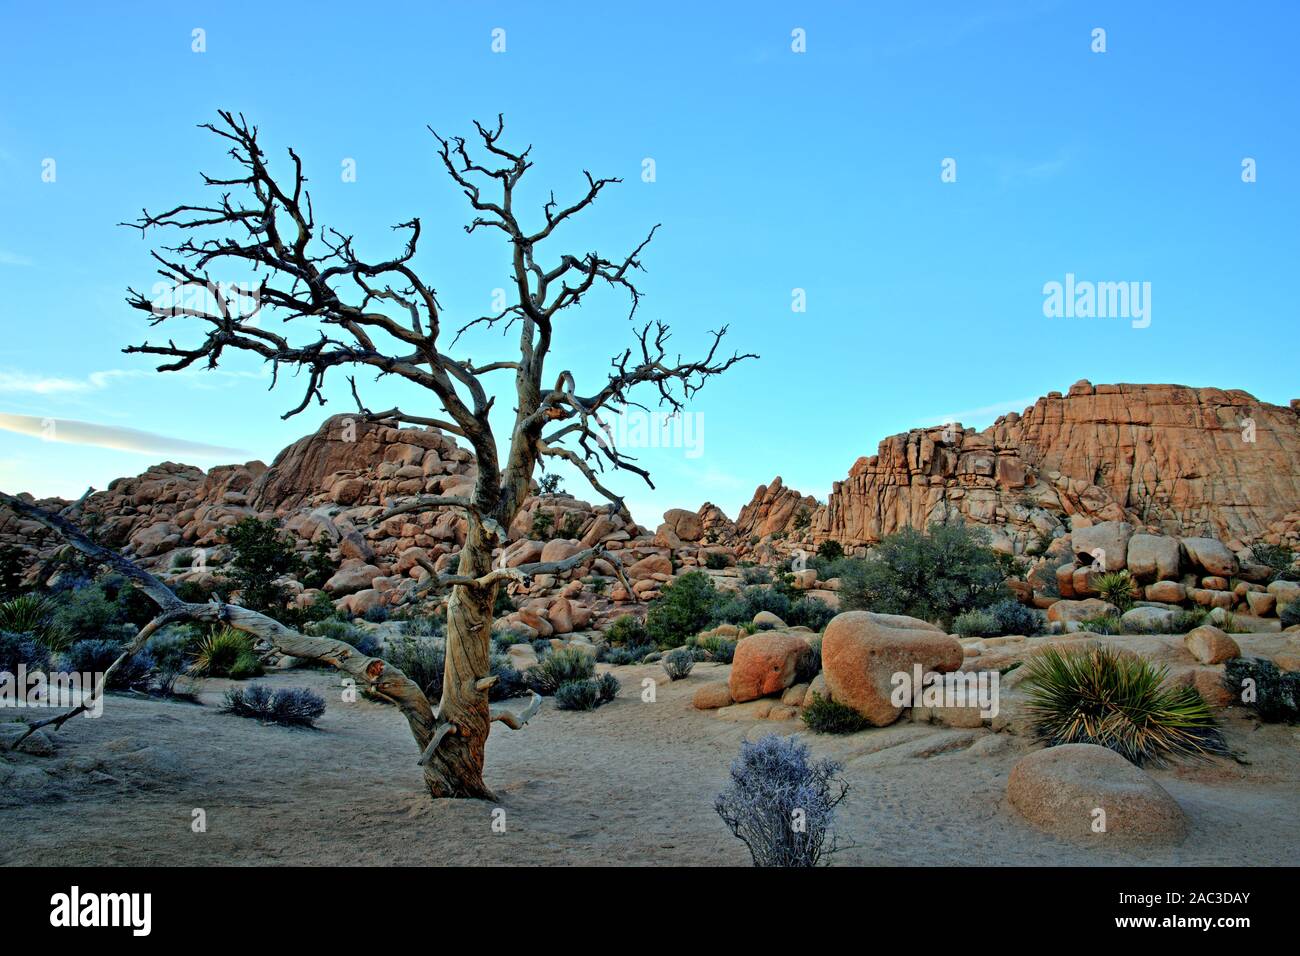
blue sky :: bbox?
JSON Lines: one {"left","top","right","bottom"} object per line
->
{"left": 1, "top": 1, "right": 1296, "bottom": 524}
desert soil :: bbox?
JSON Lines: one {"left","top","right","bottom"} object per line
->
{"left": 1, "top": 662, "right": 1297, "bottom": 866}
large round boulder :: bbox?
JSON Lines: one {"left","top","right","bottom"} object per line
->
{"left": 1184, "top": 625, "right": 1240, "bottom": 664}
{"left": 1046, "top": 598, "right": 1119, "bottom": 624}
{"left": 820, "top": 611, "right": 962, "bottom": 726}
{"left": 1007, "top": 744, "right": 1187, "bottom": 843}
{"left": 729, "top": 632, "right": 810, "bottom": 703}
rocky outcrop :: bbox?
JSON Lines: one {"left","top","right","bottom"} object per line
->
{"left": 729, "top": 381, "right": 1300, "bottom": 554}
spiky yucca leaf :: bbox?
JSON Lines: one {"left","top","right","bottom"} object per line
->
{"left": 1094, "top": 570, "right": 1138, "bottom": 611}
{"left": 0, "top": 594, "right": 68, "bottom": 650}
{"left": 1023, "top": 644, "right": 1228, "bottom": 765}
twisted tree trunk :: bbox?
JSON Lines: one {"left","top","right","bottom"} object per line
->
{"left": 424, "top": 522, "right": 497, "bottom": 798}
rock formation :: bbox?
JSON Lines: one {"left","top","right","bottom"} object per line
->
{"left": 720, "top": 381, "right": 1300, "bottom": 555}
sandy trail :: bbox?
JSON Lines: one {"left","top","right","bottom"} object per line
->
{"left": 2, "top": 662, "right": 1296, "bottom": 866}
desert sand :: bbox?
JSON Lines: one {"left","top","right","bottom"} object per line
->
{"left": 2, "top": 661, "right": 1297, "bottom": 866}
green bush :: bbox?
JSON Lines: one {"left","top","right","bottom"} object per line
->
{"left": 384, "top": 635, "right": 445, "bottom": 700}
{"left": 1023, "top": 645, "right": 1228, "bottom": 765}
{"left": 605, "top": 614, "right": 650, "bottom": 646}
{"left": 188, "top": 626, "right": 263, "bottom": 679}
{"left": 222, "top": 517, "right": 306, "bottom": 617}
{"left": 554, "top": 679, "right": 600, "bottom": 711}
{"left": 802, "top": 693, "right": 871, "bottom": 734}
{"left": 740, "top": 566, "right": 772, "bottom": 586}
{"left": 816, "top": 540, "right": 844, "bottom": 561}
{"left": 526, "top": 646, "right": 595, "bottom": 696}
{"left": 646, "top": 572, "right": 717, "bottom": 648}
{"left": 703, "top": 552, "right": 729, "bottom": 571}
{"left": 1076, "top": 614, "right": 1123, "bottom": 635}
{"left": 953, "top": 609, "right": 998, "bottom": 637}
{"left": 838, "top": 522, "right": 1005, "bottom": 628}
{"left": 0, "top": 594, "right": 65, "bottom": 650}
{"left": 697, "top": 635, "right": 736, "bottom": 663}
{"left": 1095, "top": 570, "right": 1138, "bottom": 611}
{"left": 662, "top": 647, "right": 695, "bottom": 680}
{"left": 596, "top": 672, "right": 620, "bottom": 703}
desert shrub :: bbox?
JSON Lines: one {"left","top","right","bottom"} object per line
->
{"left": 714, "top": 734, "right": 848, "bottom": 867}
{"left": 802, "top": 693, "right": 870, "bottom": 734}
{"left": 526, "top": 646, "right": 595, "bottom": 695}
{"left": 816, "top": 540, "right": 844, "bottom": 561}
{"left": 1281, "top": 602, "right": 1300, "bottom": 629}
{"left": 1170, "top": 607, "right": 1210, "bottom": 632}
{"left": 596, "top": 672, "right": 620, "bottom": 703}
{"left": 188, "top": 627, "right": 263, "bottom": 679}
{"left": 530, "top": 511, "right": 555, "bottom": 540}
{"left": 712, "top": 585, "right": 792, "bottom": 628}
{"left": 537, "top": 473, "right": 562, "bottom": 496}
{"left": 787, "top": 597, "right": 833, "bottom": 632}
{"left": 222, "top": 516, "right": 306, "bottom": 617}
{"left": 554, "top": 679, "right": 600, "bottom": 711}
{"left": 222, "top": 684, "right": 326, "bottom": 726}
{"left": 0, "top": 629, "right": 50, "bottom": 672}
{"left": 662, "top": 647, "right": 695, "bottom": 680}
{"left": 599, "top": 643, "right": 649, "bottom": 666}
{"left": 605, "top": 614, "right": 649, "bottom": 646}
{"left": 361, "top": 604, "right": 389, "bottom": 623}
{"left": 301, "top": 537, "right": 336, "bottom": 591}
{"left": 63, "top": 639, "right": 155, "bottom": 689}
{"left": 384, "top": 635, "right": 445, "bottom": 700}
{"left": 989, "top": 598, "right": 1042, "bottom": 636}
{"left": 488, "top": 654, "right": 529, "bottom": 701}
{"left": 47, "top": 582, "right": 124, "bottom": 645}
{"left": 1076, "top": 614, "right": 1123, "bottom": 635}
{"left": 1095, "top": 570, "right": 1138, "bottom": 611}
{"left": 740, "top": 565, "right": 772, "bottom": 586}
{"left": 698, "top": 635, "right": 736, "bottom": 663}
{"left": 838, "top": 522, "right": 1005, "bottom": 628}
{"left": 172, "top": 578, "right": 218, "bottom": 605}
{"left": 0, "top": 593, "right": 65, "bottom": 650}
{"left": 531, "top": 638, "right": 552, "bottom": 658}
{"left": 953, "top": 609, "right": 997, "bottom": 637}
{"left": 1252, "top": 543, "right": 1297, "bottom": 581}
{"left": 703, "top": 552, "right": 729, "bottom": 571}
{"left": 1223, "top": 657, "right": 1299, "bottom": 722}
{"left": 646, "top": 572, "right": 718, "bottom": 648}
{"left": 1023, "top": 645, "right": 1228, "bottom": 764}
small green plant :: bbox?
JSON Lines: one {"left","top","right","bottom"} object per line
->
{"left": 1076, "top": 614, "right": 1123, "bottom": 635}
{"left": 384, "top": 635, "right": 446, "bottom": 700}
{"left": 526, "top": 646, "right": 595, "bottom": 695}
{"left": 697, "top": 635, "right": 736, "bottom": 663}
{"left": 554, "top": 679, "right": 600, "bottom": 710}
{"left": 302, "top": 537, "right": 336, "bottom": 590}
{"left": 662, "top": 647, "right": 695, "bottom": 680}
{"left": 529, "top": 511, "right": 555, "bottom": 541}
{"left": 1095, "top": 570, "right": 1138, "bottom": 611}
{"left": 0, "top": 594, "right": 66, "bottom": 650}
{"left": 703, "top": 551, "right": 729, "bottom": 571}
{"left": 537, "top": 473, "right": 563, "bottom": 496}
{"left": 816, "top": 540, "right": 844, "bottom": 561}
{"left": 1022, "top": 645, "right": 1229, "bottom": 765}
{"left": 596, "top": 672, "right": 620, "bottom": 703}
{"left": 953, "top": 609, "right": 997, "bottom": 637}
{"left": 188, "top": 627, "right": 263, "bottom": 679}
{"left": 1170, "top": 607, "right": 1210, "bottom": 632}
{"left": 802, "top": 693, "right": 871, "bottom": 734}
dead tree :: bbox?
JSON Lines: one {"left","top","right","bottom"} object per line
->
{"left": 95, "top": 111, "right": 753, "bottom": 798}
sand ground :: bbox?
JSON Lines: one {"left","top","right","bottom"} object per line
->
{"left": 2, "top": 661, "right": 1297, "bottom": 866}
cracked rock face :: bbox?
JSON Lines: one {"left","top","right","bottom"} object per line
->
{"left": 727, "top": 381, "right": 1300, "bottom": 553}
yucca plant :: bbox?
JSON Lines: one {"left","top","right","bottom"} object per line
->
{"left": 188, "top": 626, "right": 263, "bottom": 679}
{"left": 0, "top": 594, "right": 68, "bottom": 651}
{"left": 1022, "top": 645, "right": 1228, "bottom": 765}
{"left": 1095, "top": 570, "right": 1138, "bottom": 611}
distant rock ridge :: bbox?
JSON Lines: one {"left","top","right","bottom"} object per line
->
{"left": 713, "top": 381, "right": 1300, "bottom": 555}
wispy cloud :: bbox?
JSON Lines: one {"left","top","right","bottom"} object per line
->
{"left": 0, "top": 413, "right": 247, "bottom": 459}
{"left": 0, "top": 249, "right": 33, "bottom": 267}
{"left": 0, "top": 366, "right": 267, "bottom": 396}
